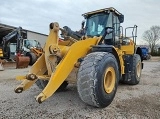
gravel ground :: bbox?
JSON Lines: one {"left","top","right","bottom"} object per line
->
{"left": 0, "top": 57, "right": 160, "bottom": 119}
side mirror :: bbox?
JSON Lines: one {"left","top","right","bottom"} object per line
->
{"left": 105, "top": 27, "right": 113, "bottom": 34}
{"left": 98, "top": 27, "right": 114, "bottom": 45}
{"left": 118, "top": 15, "right": 124, "bottom": 23}
{"left": 81, "top": 20, "right": 85, "bottom": 29}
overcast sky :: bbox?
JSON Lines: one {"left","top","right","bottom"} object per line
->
{"left": 0, "top": 0, "right": 160, "bottom": 44}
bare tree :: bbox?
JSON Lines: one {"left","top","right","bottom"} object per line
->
{"left": 142, "top": 25, "right": 160, "bottom": 53}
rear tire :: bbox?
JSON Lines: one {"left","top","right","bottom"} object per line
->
{"left": 122, "top": 54, "right": 142, "bottom": 85}
{"left": 26, "top": 52, "right": 37, "bottom": 65}
{"left": 77, "top": 52, "right": 119, "bottom": 108}
{"left": 35, "top": 80, "right": 68, "bottom": 92}
{"left": 35, "top": 80, "right": 48, "bottom": 89}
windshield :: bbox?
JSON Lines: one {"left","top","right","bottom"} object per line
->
{"left": 10, "top": 43, "right": 16, "bottom": 53}
{"left": 85, "top": 13, "right": 109, "bottom": 37}
{"left": 24, "top": 39, "right": 40, "bottom": 48}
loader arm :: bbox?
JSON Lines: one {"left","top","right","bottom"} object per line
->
{"left": 15, "top": 22, "right": 99, "bottom": 103}
{"left": 36, "top": 38, "right": 98, "bottom": 103}
{"left": 15, "top": 53, "right": 47, "bottom": 91}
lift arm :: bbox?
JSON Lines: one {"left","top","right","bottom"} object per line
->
{"left": 14, "top": 22, "right": 99, "bottom": 103}
{"left": 1, "top": 27, "right": 24, "bottom": 58}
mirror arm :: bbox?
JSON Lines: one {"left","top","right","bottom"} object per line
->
{"left": 98, "top": 27, "right": 113, "bottom": 45}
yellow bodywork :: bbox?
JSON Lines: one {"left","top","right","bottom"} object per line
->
{"left": 30, "top": 48, "right": 43, "bottom": 57}
{"left": 15, "top": 22, "right": 135, "bottom": 103}
{"left": 0, "top": 48, "right": 3, "bottom": 57}
{"left": 103, "top": 67, "right": 116, "bottom": 94}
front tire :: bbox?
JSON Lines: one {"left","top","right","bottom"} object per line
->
{"left": 77, "top": 52, "right": 119, "bottom": 108}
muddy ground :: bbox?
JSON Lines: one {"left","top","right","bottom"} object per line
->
{"left": 0, "top": 57, "right": 160, "bottom": 119}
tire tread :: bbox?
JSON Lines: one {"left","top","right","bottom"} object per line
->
{"left": 77, "top": 52, "right": 117, "bottom": 107}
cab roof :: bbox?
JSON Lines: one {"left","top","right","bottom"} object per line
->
{"left": 82, "top": 7, "right": 123, "bottom": 17}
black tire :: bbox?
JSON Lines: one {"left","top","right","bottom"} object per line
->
{"left": 57, "top": 81, "right": 68, "bottom": 92}
{"left": 122, "top": 54, "right": 142, "bottom": 85}
{"left": 35, "top": 80, "right": 48, "bottom": 89}
{"left": 35, "top": 55, "right": 68, "bottom": 92}
{"left": 77, "top": 52, "right": 119, "bottom": 108}
{"left": 26, "top": 52, "right": 37, "bottom": 65}
{"left": 35, "top": 80, "right": 68, "bottom": 92}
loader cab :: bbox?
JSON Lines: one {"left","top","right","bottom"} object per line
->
{"left": 23, "top": 39, "right": 41, "bottom": 49}
{"left": 83, "top": 7, "right": 124, "bottom": 46}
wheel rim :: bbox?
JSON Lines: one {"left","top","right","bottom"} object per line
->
{"left": 104, "top": 67, "right": 116, "bottom": 94}
{"left": 136, "top": 61, "right": 141, "bottom": 78}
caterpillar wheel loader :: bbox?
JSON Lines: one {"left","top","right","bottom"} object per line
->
{"left": 15, "top": 7, "right": 143, "bottom": 108}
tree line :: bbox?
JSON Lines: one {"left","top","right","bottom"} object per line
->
{"left": 142, "top": 26, "right": 160, "bottom": 56}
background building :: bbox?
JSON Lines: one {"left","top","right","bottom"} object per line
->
{"left": 0, "top": 23, "right": 48, "bottom": 48}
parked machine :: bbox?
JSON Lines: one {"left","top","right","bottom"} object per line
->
{"left": 0, "top": 27, "right": 30, "bottom": 68}
{"left": 15, "top": 7, "right": 143, "bottom": 108}
{"left": 0, "top": 27, "right": 43, "bottom": 69}
{"left": 0, "top": 27, "right": 23, "bottom": 59}
{"left": 140, "top": 47, "right": 150, "bottom": 60}
{"left": 22, "top": 39, "right": 43, "bottom": 65}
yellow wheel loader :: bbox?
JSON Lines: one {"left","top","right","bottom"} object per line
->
{"left": 15, "top": 7, "right": 143, "bottom": 108}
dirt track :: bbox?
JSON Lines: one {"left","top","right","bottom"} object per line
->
{"left": 0, "top": 57, "right": 160, "bottom": 119}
